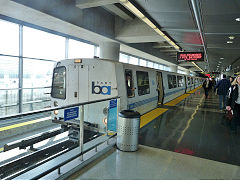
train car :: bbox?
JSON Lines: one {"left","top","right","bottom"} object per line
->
{"left": 50, "top": 58, "right": 202, "bottom": 139}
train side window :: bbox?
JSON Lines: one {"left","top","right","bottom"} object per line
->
{"left": 51, "top": 66, "right": 66, "bottom": 99}
{"left": 168, "top": 75, "right": 177, "bottom": 89}
{"left": 125, "top": 70, "right": 135, "bottom": 98}
{"left": 177, "top": 76, "right": 184, "bottom": 87}
{"left": 136, "top": 71, "right": 150, "bottom": 96}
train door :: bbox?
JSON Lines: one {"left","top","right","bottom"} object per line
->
{"left": 67, "top": 64, "right": 79, "bottom": 104}
{"left": 156, "top": 72, "right": 164, "bottom": 104}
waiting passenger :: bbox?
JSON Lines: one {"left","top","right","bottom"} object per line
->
{"left": 226, "top": 75, "right": 240, "bottom": 134}
{"left": 215, "top": 74, "right": 231, "bottom": 111}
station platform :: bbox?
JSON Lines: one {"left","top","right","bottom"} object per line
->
{"left": 67, "top": 87, "right": 240, "bottom": 179}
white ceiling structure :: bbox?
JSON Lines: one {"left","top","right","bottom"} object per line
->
{"left": 1, "top": 0, "right": 240, "bottom": 74}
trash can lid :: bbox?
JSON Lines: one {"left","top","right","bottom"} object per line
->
{"left": 119, "top": 110, "right": 140, "bottom": 118}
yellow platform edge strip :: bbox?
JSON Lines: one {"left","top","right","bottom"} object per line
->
{"left": 0, "top": 117, "right": 50, "bottom": 132}
{"left": 0, "top": 147, "right": 3, "bottom": 152}
{"left": 140, "top": 108, "right": 168, "bottom": 128}
{"left": 187, "top": 85, "right": 202, "bottom": 94}
{"left": 164, "top": 94, "right": 190, "bottom": 106}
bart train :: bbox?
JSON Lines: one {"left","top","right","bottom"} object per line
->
{"left": 50, "top": 58, "right": 202, "bottom": 138}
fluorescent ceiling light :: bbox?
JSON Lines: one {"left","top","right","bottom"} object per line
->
{"left": 154, "top": 28, "right": 166, "bottom": 37}
{"left": 192, "top": 62, "right": 203, "bottom": 72}
{"left": 236, "top": 17, "right": 240, "bottom": 22}
{"left": 229, "top": 36, "right": 235, "bottom": 40}
{"left": 142, "top": 17, "right": 156, "bottom": 29}
{"left": 220, "top": 58, "right": 224, "bottom": 60}
{"left": 122, "top": 1, "right": 145, "bottom": 19}
{"left": 227, "top": 41, "right": 233, "bottom": 44}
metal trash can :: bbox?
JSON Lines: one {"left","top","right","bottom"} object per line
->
{"left": 117, "top": 110, "right": 140, "bottom": 152}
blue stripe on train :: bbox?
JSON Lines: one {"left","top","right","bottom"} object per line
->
{"left": 128, "top": 86, "right": 198, "bottom": 109}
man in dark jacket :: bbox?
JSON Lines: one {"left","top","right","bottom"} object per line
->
{"left": 215, "top": 74, "right": 231, "bottom": 111}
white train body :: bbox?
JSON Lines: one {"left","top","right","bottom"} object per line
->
{"left": 50, "top": 58, "right": 203, "bottom": 132}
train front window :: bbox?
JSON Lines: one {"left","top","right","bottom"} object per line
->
{"left": 51, "top": 66, "right": 66, "bottom": 99}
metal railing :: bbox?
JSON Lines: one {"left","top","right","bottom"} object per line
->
{"left": 1, "top": 96, "right": 119, "bottom": 179}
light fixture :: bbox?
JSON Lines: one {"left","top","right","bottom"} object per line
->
{"left": 219, "top": 61, "right": 222, "bottom": 63}
{"left": 236, "top": 17, "right": 240, "bottom": 22}
{"left": 220, "top": 58, "right": 224, "bottom": 60}
{"left": 121, "top": 0, "right": 145, "bottom": 19}
{"left": 120, "top": 0, "right": 181, "bottom": 52}
{"left": 142, "top": 17, "right": 157, "bottom": 29}
{"left": 227, "top": 41, "right": 233, "bottom": 44}
{"left": 192, "top": 62, "right": 203, "bottom": 72}
{"left": 229, "top": 36, "right": 235, "bottom": 40}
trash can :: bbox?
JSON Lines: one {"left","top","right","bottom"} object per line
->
{"left": 117, "top": 110, "right": 140, "bottom": 152}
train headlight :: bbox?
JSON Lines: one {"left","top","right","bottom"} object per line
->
{"left": 54, "top": 110, "right": 59, "bottom": 115}
{"left": 54, "top": 101, "right": 58, "bottom": 107}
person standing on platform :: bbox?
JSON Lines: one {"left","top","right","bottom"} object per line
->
{"left": 215, "top": 74, "right": 231, "bottom": 111}
{"left": 229, "top": 76, "right": 234, "bottom": 84}
{"left": 226, "top": 75, "right": 240, "bottom": 134}
{"left": 203, "top": 78, "right": 211, "bottom": 98}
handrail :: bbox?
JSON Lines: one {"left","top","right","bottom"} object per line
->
{"left": 0, "top": 86, "right": 51, "bottom": 91}
{"left": 31, "top": 133, "right": 117, "bottom": 180}
{"left": 0, "top": 96, "right": 120, "bottom": 120}
{"left": 0, "top": 99, "right": 50, "bottom": 108}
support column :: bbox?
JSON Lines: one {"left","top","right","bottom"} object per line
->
{"left": 19, "top": 25, "right": 23, "bottom": 113}
{"left": 170, "top": 65, "right": 178, "bottom": 73}
{"left": 99, "top": 42, "right": 120, "bottom": 61}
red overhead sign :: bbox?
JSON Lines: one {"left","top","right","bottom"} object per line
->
{"left": 177, "top": 52, "right": 204, "bottom": 62}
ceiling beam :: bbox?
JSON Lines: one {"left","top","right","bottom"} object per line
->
{"left": 76, "top": 0, "right": 119, "bottom": 9}
{"left": 208, "top": 47, "right": 240, "bottom": 50}
{"left": 153, "top": 45, "right": 172, "bottom": 48}
{"left": 160, "top": 49, "right": 177, "bottom": 52}
{"left": 104, "top": 4, "right": 133, "bottom": 21}
{"left": 161, "top": 28, "right": 199, "bottom": 33}
{"left": 205, "top": 32, "right": 240, "bottom": 35}
{"left": 177, "top": 42, "right": 203, "bottom": 47}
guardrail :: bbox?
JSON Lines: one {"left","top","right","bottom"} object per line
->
{"left": 1, "top": 96, "right": 120, "bottom": 179}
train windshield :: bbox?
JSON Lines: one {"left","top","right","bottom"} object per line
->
{"left": 51, "top": 66, "right": 66, "bottom": 99}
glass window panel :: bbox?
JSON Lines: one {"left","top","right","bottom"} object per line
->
{"left": 0, "top": 56, "right": 19, "bottom": 89}
{"left": 129, "top": 56, "right": 138, "bottom": 65}
{"left": 23, "top": 26, "right": 65, "bottom": 60}
{"left": 0, "top": 89, "right": 18, "bottom": 117}
{"left": 125, "top": 69, "right": 135, "bottom": 98}
{"left": 139, "top": 59, "right": 146, "bottom": 67}
{"left": 22, "top": 88, "right": 51, "bottom": 112}
{"left": 0, "top": 20, "right": 19, "bottom": 56}
{"left": 154, "top": 63, "right": 158, "bottom": 69}
{"left": 159, "top": 64, "right": 164, "bottom": 70}
{"left": 23, "top": 58, "right": 55, "bottom": 88}
{"left": 168, "top": 75, "right": 177, "bottom": 89}
{"left": 119, "top": 53, "right": 128, "bottom": 63}
{"left": 68, "top": 39, "right": 94, "bottom": 59}
{"left": 136, "top": 71, "right": 150, "bottom": 96}
{"left": 177, "top": 76, "right": 184, "bottom": 87}
{"left": 96, "top": 46, "right": 100, "bottom": 57}
{"left": 147, "top": 62, "right": 153, "bottom": 68}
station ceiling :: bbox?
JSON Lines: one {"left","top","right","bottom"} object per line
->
{"left": 3, "top": 0, "right": 240, "bottom": 73}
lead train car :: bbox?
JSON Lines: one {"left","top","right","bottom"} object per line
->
{"left": 50, "top": 58, "right": 202, "bottom": 131}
